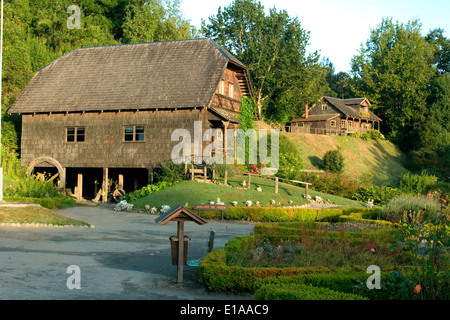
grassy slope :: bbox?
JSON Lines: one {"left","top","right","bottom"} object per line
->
{"left": 285, "top": 133, "right": 410, "bottom": 186}
{"left": 0, "top": 206, "right": 88, "bottom": 226}
{"left": 131, "top": 175, "right": 364, "bottom": 209}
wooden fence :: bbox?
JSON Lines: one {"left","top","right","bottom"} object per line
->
{"left": 285, "top": 126, "right": 344, "bottom": 135}
{"left": 225, "top": 172, "right": 312, "bottom": 198}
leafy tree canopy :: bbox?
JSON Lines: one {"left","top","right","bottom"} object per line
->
{"left": 351, "top": 18, "right": 436, "bottom": 151}
{"left": 201, "top": 0, "right": 331, "bottom": 124}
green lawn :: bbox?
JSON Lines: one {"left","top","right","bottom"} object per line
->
{"left": 0, "top": 206, "right": 88, "bottom": 226}
{"left": 131, "top": 175, "right": 364, "bottom": 209}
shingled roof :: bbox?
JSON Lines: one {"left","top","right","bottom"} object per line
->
{"left": 323, "top": 96, "right": 381, "bottom": 121}
{"left": 9, "top": 38, "right": 252, "bottom": 114}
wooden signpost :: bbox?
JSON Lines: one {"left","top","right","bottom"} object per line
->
{"left": 155, "top": 205, "right": 207, "bottom": 283}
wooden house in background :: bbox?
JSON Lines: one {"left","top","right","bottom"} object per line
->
{"left": 8, "top": 38, "right": 255, "bottom": 201}
{"left": 287, "top": 96, "right": 382, "bottom": 135}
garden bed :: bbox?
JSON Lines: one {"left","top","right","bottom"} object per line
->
{"left": 199, "top": 217, "right": 449, "bottom": 300}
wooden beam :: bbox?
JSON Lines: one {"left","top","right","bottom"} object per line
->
{"left": 118, "top": 174, "right": 124, "bottom": 189}
{"left": 275, "top": 177, "right": 279, "bottom": 194}
{"left": 76, "top": 173, "right": 83, "bottom": 201}
{"left": 102, "top": 168, "right": 109, "bottom": 203}
{"left": 177, "top": 220, "right": 185, "bottom": 283}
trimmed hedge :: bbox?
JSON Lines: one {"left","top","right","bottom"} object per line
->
{"left": 198, "top": 249, "right": 331, "bottom": 292}
{"left": 254, "top": 283, "right": 368, "bottom": 300}
{"left": 338, "top": 214, "right": 394, "bottom": 227}
{"left": 199, "top": 248, "right": 401, "bottom": 299}
{"left": 254, "top": 272, "right": 401, "bottom": 300}
{"left": 193, "top": 206, "right": 380, "bottom": 223}
{"left": 253, "top": 222, "right": 397, "bottom": 245}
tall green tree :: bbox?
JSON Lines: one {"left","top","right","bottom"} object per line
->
{"left": 351, "top": 18, "right": 436, "bottom": 152}
{"left": 121, "top": 0, "right": 196, "bottom": 43}
{"left": 202, "top": 0, "right": 329, "bottom": 124}
{"left": 426, "top": 28, "right": 450, "bottom": 74}
{"left": 1, "top": 0, "right": 197, "bottom": 173}
{"left": 410, "top": 73, "right": 450, "bottom": 173}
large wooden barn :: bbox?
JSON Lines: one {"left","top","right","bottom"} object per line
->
{"left": 8, "top": 38, "right": 255, "bottom": 201}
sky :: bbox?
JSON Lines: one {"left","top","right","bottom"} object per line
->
{"left": 180, "top": 0, "right": 450, "bottom": 73}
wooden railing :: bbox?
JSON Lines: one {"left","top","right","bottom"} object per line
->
{"left": 242, "top": 172, "right": 312, "bottom": 198}
{"left": 285, "top": 127, "right": 344, "bottom": 135}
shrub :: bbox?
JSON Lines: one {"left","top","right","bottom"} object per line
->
{"left": 198, "top": 249, "right": 331, "bottom": 292}
{"left": 195, "top": 206, "right": 365, "bottom": 223}
{"left": 297, "top": 171, "right": 360, "bottom": 199}
{"left": 352, "top": 185, "right": 402, "bottom": 205}
{"left": 425, "top": 181, "right": 450, "bottom": 196}
{"left": 276, "top": 134, "right": 304, "bottom": 180}
{"left": 154, "top": 160, "right": 186, "bottom": 183}
{"left": 322, "top": 149, "right": 344, "bottom": 174}
{"left": 393, "top": 195, "right": 450, "bottom": 300}
{"left": 123, "top": 180, "right": 179, "bottom": 202}
{"left": 360, "top": 132, "right": 370, "bottom": 141}
{"left": 367, "top": 129, "right": 385, "bottom": 141}
{"left": 380, "top": 195, "right": 441, "bottom": 223}
{"left": 255, "top": 271, "right": 403, "bottom": 300}
{"left": 4, "top": 174, "right": 60, "bottom": 198}
{"left": 399, "top": 172, "right": 438, "bottom": 195}
{"left": 254, "top": 282, "right": 368, "bottom": 300}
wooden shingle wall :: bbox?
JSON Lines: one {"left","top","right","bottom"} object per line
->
{"left": 21, "top": 109, "right": 207, "bottom": 170}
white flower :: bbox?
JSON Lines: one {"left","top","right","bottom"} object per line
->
{"left": 232, "top": 201, "right": 238, "bottom": 207}
{"left": 256, "top": 187, "right": 262, "bottom": 192}
{"left": 114, "top": 200, "right": 134, "bottom": 212}
{"left": 210, "top": 201, "right": 215, "bottom": 205}
{"left": 160, "top": 205, "right": 171, "bottom": 213}
{"left": 145, "top": 205, "right": 150, "bottom": 210}
{"left": 270, "top": 200, "right": 275, "bottom": 205}
{"left": 245, "top": 200, "right": 252, "bottom": 207}
{"left": 216, "top": 197, "right": 221, "bottom": 203}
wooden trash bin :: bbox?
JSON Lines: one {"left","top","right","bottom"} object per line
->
{"left": 170, "top": 235, "right": 191, "bottom": 265}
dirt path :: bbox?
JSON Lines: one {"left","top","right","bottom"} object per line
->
{"left": 0, "top": 204, "right": 255, "bottom": 300}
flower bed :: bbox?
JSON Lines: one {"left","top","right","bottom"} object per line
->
{"left": 199, "top": 220, "right": 406, "bottom": 299}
